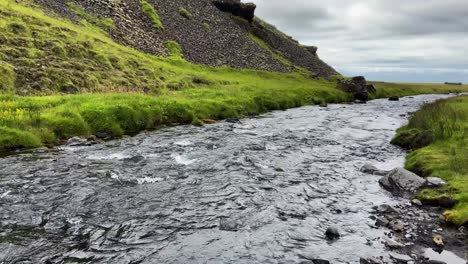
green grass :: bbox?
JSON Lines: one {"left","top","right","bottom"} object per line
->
{"left": 392, "top": 96, "right": 468, "bottom": 226}
{"left": 370, "top": 82, "right": 468, "bottom": 98}
{"left": 141, "top": 0, "right": 163, "bottom": 31}
{"left": 1, "top": 0, "right": 468, "bottom": 161}
{"left": 179, "top": 7, "right": 192, "bottom": 19}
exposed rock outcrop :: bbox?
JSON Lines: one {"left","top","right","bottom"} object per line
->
{"left": 338, "top": 76, "right": 376, "bottom": 101}
{"left": 32, "top": 0, "right": 338, "bottom": 78}
{"left": 213, "top": 0, "right": 256, "bottom": 23}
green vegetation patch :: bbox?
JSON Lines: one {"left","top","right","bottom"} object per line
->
{"left": 163, "top": 40, "right": 183, "bottom": 58}
{"left": 202, "top": 23, "right": 210, "bottom": 31}
{"left": 179, "top": 7, "right": 192, "bottom": 19}
{"left": 141, "top": 0, "right": 164, "bottom": 31}
{"left": 66, "top": 2, "right": 115, "bottom": 31}
{"left": 370, "top": 82, "right": 468, "bottom": 99}
{"left": 392, "top": 95, "right": 468, "bottom": 226}
{"left": 0, "top": 61, "right": 16, "bottom": 93}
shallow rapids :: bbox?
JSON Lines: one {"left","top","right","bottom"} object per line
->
{"left": 0, "top": 94, "right": 454, "bottom": 263}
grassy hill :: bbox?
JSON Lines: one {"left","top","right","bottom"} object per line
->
{"left": 1, "top": 0, "right": 468, "bottom": 152}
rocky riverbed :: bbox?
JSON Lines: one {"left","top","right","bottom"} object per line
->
{"left": 0, "top": 94, "right": 466, "bottom": 264}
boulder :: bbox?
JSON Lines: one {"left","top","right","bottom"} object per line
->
{"left": 388, "top": 96, "right": 400, "bottom": 101}
{"left": 213, "top": 0, "right": 257, "bottom": 23}
{"left": 338, "top": 76, "right": 376, "bottom": 102}
{"left": 379, "top": 168, "right": 426, "bottom": 197}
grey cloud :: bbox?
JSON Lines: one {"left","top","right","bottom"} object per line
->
{"left": 251, "top": 0, "right": 468, "bottom": 82}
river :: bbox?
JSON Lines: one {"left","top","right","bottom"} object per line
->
{"left": 0, "top": 94, "right": 455, "bottom": 263}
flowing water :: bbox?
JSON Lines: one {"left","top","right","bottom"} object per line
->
{"left": 0, "top": 94, "right": 456, "bottom": 264}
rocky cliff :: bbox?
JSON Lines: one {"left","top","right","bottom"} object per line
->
{"left": 33, "top": 0, "right": 338, "bottom": 77}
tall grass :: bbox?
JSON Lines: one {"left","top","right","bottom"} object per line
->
{"left": 392, "top": 95, "right": 468, "bottom": 226}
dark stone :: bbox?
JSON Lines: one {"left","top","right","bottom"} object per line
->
{"left": 325, "top": 227, "right": 340, "bottom": 240}
{"left": 312, "top": 260, "right": 330, "bottom": 264}
{"left": 61, "top": 83, "right": 78, "bottom": 94}
{"left": 359, "top": 164, "right": 388, "bottom": 176}
{"left": 366, "top": 84, "right": 376, "bottom": 94}
{"left": 123, "top": 155, "right": 145, "bottom": 163}
{"left": 304, "top": 45, "right": 318, "bottom": 56}
{"left": 360, "top": 257, "right": 384, "bottom": 264}
{"left": 96, "top": 132, "right": 111, "bottom": 139}
{"left": 388, "top": 96, "right": 400, "bottom": 101}
{"left": 421, "top": 196, "right": 457, "bottom": 208}
{"left": 379, "top": 167, "right": 426, "bottom": 197}
{"left": 338, "top": 76, "right": 375, "bottom": 102}
{"left": 213, "top": 0, "right": 256, "bottom": 23}
{"left": 225, "top": 118, "right": 240, "bottom": 123}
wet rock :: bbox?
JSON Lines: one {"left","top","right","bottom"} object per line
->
{"left": 67, "top": 136, "right": 87, "bottom": 146}
{"left": 425, "top": 177, "right": 447, "bottom": 188}
{"left": 423, "top": 261, "right": 446, "bottom": 264}
{"left": 389, "top": 252, "right": 412, "bottom": 263}
{"left": 225, "top": 118, "right": 241, "bottom": 123}
{"left": 297, "top": 254, "right": 330, "bottom": 264}
{"left": 376, "top": 204, "right": 399, "bottom": 214}
{"left": 96, "top": 132, "right": 112, "bottom": 139}
{"left": 325, "top": 226, "right": 340, "bottom": 240}
{"left": 379, "top": 168, "right": 426, "bottom": 197}
{"left": 389, "top": 220, "right": 406, "bottom": 232}
{"left": 389, "top": 96, "right": 400, "bottom": 101}
{"left": 360, "top": 164, "right": 379, "bottom": 174}
{"left": 360, "top": 257, "right": 384, "bottom": 264}
{"left": 383, "top": 236, "right": 404, "bottom": 249}
{"left": 411, "top": 199, "right": 422, "bottom": 206}
{"left": 312, "top": 260, "right": 330, "bottom": 264}
{"left": 360, "top": 163, "right": 388, "bottom": 176}
{"left": 219, "top": 217, "right": 241, "bottom": 232}
{"left": 338, "top": 76, "right": 376, "bottom": 102}
{"left": 123, "top": 155, "right": 145, "bottom": 163}
{"left": 375, "top": 216, "right": 389, "bottom": 227}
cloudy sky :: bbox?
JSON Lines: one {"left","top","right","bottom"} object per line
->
{"left": 251, "top": 0, "right": 468, "bottom": 83}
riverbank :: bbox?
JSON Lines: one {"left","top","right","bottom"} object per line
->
{"left": 3, "top": 86, "right": 468, "bottom": 152}
{"left": 392, "top": 95, "right": 468, "bottom": 226}
{"left": 2, "top": 0, "right": 468, "bottom": 152}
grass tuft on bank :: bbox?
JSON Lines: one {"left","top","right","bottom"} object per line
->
{"left": 392, "top": 95, "right": 468, "bottom": 226}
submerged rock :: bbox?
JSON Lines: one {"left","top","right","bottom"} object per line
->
{"left": 360, "top": 163, "right": 389, "bottom": 176}
{"left": 379, "top": 168, "right": 426, "bottom": 197}
{"left": 325, "top": 227, "right": 340, "bottom": 240}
